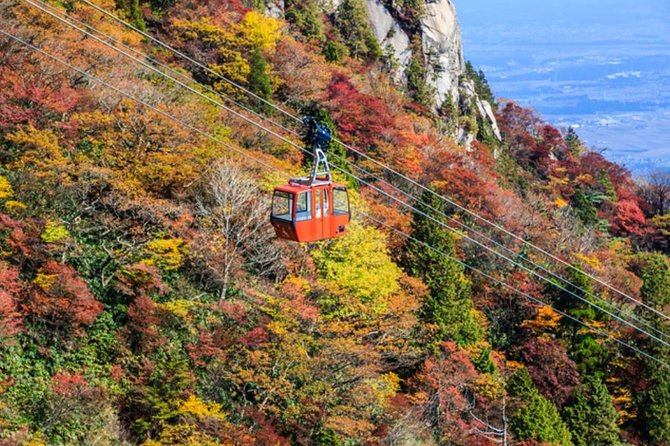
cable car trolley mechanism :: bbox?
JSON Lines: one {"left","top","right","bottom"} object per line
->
{"left": 271, "top": 117, "right": 350, "bottom": 242}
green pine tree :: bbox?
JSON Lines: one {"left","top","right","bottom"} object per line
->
{"left": 405, "top": 189, "right": 483, "bottom": 346}
{"left": 571, "top": 187, "right": 599, "bottom": 226}
{"left": 635, "top": 253, "right": 670, "bottom": 444}
{"left": 285, "top": 0, "right": 324, "bottom": 41}
{"left": 508, "top": 368, "right": 573, "bottom": 446}
{"left": 335, "top": 0, "right": 382, "bottom": 61}
{"left": 550, "top": 264, "right": 608, "bottom": 376}
{"left": 247, "top": 49, "right": 273, "bottom": 113}
{"left": 563, "top": 375, "right": 623, "bottom": 446}
{"left": 406, "top": 35, "right": 434, "bottom": 107}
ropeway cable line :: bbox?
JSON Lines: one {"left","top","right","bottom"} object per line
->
{"left": 74, "top": 0, "right": 666, "bottom": 324}
{"left": 1, "top": 26, "right": 667, "bottom": 369}
{"left": 19, "top": 0, "right": 670, "bottom": 349}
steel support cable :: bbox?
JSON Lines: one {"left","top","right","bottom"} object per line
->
{"left": 3, "top": 26, "right": 667, "bottom": 368}
{"left": 22, "top": 0, "right": 670, "bottom": 349}
{"left": 75, "top": 0, "right": 666, "bottom": 322}
{"left": 25, "top": 0, "right": 670, "bottom": 345}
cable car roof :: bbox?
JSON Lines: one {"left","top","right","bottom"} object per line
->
{"left": 274, "top": 181, "right": 348, "bottom": 194}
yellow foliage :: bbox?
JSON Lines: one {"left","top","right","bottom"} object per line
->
{"left": 70, "top": 111, "right": 116, "bottom": 146}
{"left": 0, "top": 176, "right": 14, "bottom": 200}
{"left": 651, "top": 213, "right": 670, "bottom": 236}
{"left": 505, "top": 360, "right": 524, "bottom": 370}
{"left": 178, "top": 395, "right": 226, "bottom": 421}
{"left": 547, "top": 175, "right": 570, "bottom": 187}
{"left": 173, "top": 12, "right": 281, "bottom": 96}
{"left": 259, "top": 170, "right": 293, "bottom": 193}
{"left": 172, "top": 17, "right": 223, "bottom": 45}
{"left": 144, "top": 238, "right": 185, "bottom": 272}
{"left": 554, "top": 197, "right": 569, "bottom": 208}
{"left": 33, "top": 273, "right": 58, "bottom": 290}
{"left": 313, "top": 222, "right": 401, "bottom": 313}
{"left": 235, "top": 10, "right": 282, "bottom": 52}
{"left": 575, "top": 173, "right": 594, "bottom": 184}
{"left": 471, "top": 309, "right": 489, "bottom": 331}
{"left": 141, "top": 423, "right": 225, "bottom": 446}
{"left": 574, "top": 253, "right": 603, "bottom": 271}
{"left": 72, "top": 102, "right": 224, "bottom": 196}
{"left": 5, "top": 200, "right": 27, "bottom": 213}
{"left": 472, "top": 373, "right": 505, "bottom": 400}
{"left": 21, "top": 437, "right": 47, "bottom": 446}
{"left": 521, "top": 305, "right": 562, "bottom": 331}
{"left": 587, "top": 320, "right": 606, "bottom": 330}
{"left": 266, "top": 320, "right": 288, "bottom": 336}
{"left": 7, "top": 126, "right": 71, "bottom": 181}
{"left": 160, "top": 299, "right": 196, "bottom": 319}
{"left": 613, "top": 392, "right": 632, "bottom": 405}
{"left": 211, "top": 48, "right": 250, "bottom": 88}
{"left": 281, "top": 275, "right": 311, "bottom": 295}
{"left": 41, "top": 221, "right": 70, "bottom": 243}
{"left": 464, "top": 339, "right": 491, "bottom": 357}
{"left": 368, "top": 372, "right": 401, "bottom": 408}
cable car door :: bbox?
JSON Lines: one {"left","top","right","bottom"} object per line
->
{"left": 315, "top": 187, "right": 325, "bottom": 240}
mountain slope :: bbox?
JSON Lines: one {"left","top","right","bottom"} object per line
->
{"left": 0, "top": 0, "right": 669, "bottom": 445}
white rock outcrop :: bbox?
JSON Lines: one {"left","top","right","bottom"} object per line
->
{"left": 361, "top": 0, "right": 501, "bottom": 145}
{"left": 420, "top": 0, "right": 464, "bottom": 106}
{"left": 480, "top": 99, "right": 501, "bottom": 141}
{"left": 265, "top": 0, "right": 284, "bottom": 18}
{"left": 365, "top": 0, "right": 412, "bottom": 80}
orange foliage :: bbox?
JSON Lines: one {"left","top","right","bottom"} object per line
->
{"left": 0, "top": 263, "right": 23, "bottom": 338}
{"left": 26, "top": 260, "right": 103, "bottom": 334}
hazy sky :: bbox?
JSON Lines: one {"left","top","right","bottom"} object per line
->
{"left": 455, "top": 0, "right": 670, "bottom": 172}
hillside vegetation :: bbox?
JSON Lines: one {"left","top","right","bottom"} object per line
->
{"left": 0, "top": 0, "right": 669, "bottom": 445}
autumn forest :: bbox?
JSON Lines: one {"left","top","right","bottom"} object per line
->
{"left": 0, "top": 0, "right": 669, "bottom": 445}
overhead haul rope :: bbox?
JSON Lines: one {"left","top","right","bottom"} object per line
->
{"left": 74, "top": 0, "right": 668, "bottom": 325}
{"left": 2, "top": 26, "right": 667, "bottom": 369}
{"left": 21, "top": 0, "right": 670, "bottom": 348}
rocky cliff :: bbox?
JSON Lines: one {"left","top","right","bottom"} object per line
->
{"left": 364, "top": 0, "right": 500, "bottom": 144}
{"left": 269, "top": 0, "right": 500, "bottom": 145}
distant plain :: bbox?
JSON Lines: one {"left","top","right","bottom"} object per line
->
{"left": 457, "top": 0, "right": 670, "bottom": 174}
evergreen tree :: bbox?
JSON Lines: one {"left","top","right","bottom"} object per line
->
{"left": 285, "top": 0, "right": 324, "bottom": 41}
{"left": 117, "top": 0, "right": 147, "bottom": 31}
{"left": 635, "top": 253, "right": 670, "bottom": 444}
{"left": 247, "top": 49, "right": 273, "bottom": 113}
{"left": 571, "top": 187, "right": 599, "bottom": 226}
{"left": 563, "top": 375, "right": 623, "bottom": 446}
{"left": 565, "top": 127, "right": 582, "bottom": 155}
{"left": 406, "top": 35, "right": 434, "bottom": 107}
{"left": 465, "top": 61, "right": 494, "bottom": 104}
{"left": 551, "top": 264, "right": 608, "bottom": 376}
{"left": 335, "top": 0, "right": 382, "bottom": 61}
{"left": 405, "top": 189, "right": 483, "bottom": 346}
{"left": 507, "top": 368, "right": 573, "bottom": 446}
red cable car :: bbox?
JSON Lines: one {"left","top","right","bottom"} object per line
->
{"left": 271, "top": 119, "right": 350, "bottom": 242}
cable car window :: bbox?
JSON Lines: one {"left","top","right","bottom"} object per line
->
{"left": 324, "top": 189, "right": 330, "bottom": 216}
{"left": 272, "top": 191, "right": 292, "bottom": 221}
{"left": 333, "top": 187, "right": 349, "bottom": 215}
{"left": 295, "top": 191, "right": 312, "bottom": 221}
{"left": 316, "top": 190, "right": 323, "bottom": 218}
